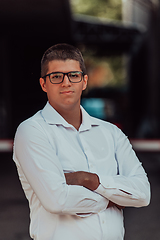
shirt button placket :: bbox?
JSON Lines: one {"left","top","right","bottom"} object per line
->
{"left": 78, "top": 133, "right": 98, "bottom": 173}
{"left": 99, "top": 212, "right": 106, "bottom": 240}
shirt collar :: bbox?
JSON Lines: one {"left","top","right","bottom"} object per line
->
{"left": 41, "top": 102, "right": 99, "bottom": 131}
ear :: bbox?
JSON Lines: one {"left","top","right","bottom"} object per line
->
{"left": 39, "top": 78, "right": 47, "bottom": 93}
{"left": 82, "top": 75, "right": 88, "bottom": 91}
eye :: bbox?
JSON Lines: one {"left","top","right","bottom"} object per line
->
{"left": 50, "top": 73, "right": 63, "bottom": 79}
{"left": 70, "top": 72, "right": 81, "bottom": 78}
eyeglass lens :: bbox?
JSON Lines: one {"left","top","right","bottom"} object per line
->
{"left": 49, "top": 72, "right": 82, "bottom": 83}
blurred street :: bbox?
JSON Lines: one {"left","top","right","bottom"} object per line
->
{"left": 0, "top": 0, "right": 160, "bottom": 239}
{"left": 0, "top": 151, "right": 160, "bottom": 240}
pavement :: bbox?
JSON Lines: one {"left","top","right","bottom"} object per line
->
{"left": 0, "top": 151, "right": 160, "bottom": 240}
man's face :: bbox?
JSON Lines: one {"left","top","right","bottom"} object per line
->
{"left": 40, "top": 59, "right": 88, "bottom": 113}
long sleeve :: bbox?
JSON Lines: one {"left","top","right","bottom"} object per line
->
{"left": 13, "top": 119, "right": 108, "bottom": 216}
{"left": 95, "top": 127, "right": 150, "bottom": 207}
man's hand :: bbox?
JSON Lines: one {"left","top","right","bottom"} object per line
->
{"left": 64, "top": 171, "right": 100, "bottom": 191}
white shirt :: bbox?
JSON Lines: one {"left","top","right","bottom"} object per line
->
{"left": 13, "top": 102, "right": 150, "bottom": 240}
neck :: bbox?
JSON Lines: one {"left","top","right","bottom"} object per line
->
{"left": 56, "top": 106, "right": 82, "bottom": 130}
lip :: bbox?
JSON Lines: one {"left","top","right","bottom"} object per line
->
{"left": 60, "top": 90, "right": 74, "bottom": 95}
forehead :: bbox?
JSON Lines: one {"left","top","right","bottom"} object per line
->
{"left": 47, "top": 60, "right": 81, "bottom": 73}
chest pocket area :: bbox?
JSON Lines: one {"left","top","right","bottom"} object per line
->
{"left": 51, "top": 128, "right": 89, "bottom": 172}
{"left": 95, "top": 156, "right": 118, "bottom": 176}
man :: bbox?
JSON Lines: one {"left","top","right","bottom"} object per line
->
{"left": 13, "top": 43, "right": 150, "bottom": 240}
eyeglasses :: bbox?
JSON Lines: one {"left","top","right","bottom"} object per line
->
{"left": 42, "top": 71, "right": 84, "bottom": 84}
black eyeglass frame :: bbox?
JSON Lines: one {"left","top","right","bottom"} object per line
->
{"left": 42, "top": 71, "right": 84, "bottom": 84}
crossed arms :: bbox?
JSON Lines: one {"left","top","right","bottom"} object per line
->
{"left": 65, "top": 171, "right": 125, "bottom": 210}
{"left": 13, "top": 119, "right": 150, "bottom": 215}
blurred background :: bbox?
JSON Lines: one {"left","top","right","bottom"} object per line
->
{"left": 0, "top": 0, "right": 160, "bottom": 239}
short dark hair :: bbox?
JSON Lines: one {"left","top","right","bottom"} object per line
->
{"left": 41, "top": 43, "right": 87, "bottom": 78}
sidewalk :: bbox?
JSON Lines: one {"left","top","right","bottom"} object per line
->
{"left": 1, "top": 152, "right": 160, "bottom": 240}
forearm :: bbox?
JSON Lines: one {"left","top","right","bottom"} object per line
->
{"left": 65, "top": 171, "right": 100, "bottom": 191}
{"left": 95, "top": 174, "right": 150, "bottom": 207}
{"left": 15, "top": 156, "right": 108, "bottom": 215}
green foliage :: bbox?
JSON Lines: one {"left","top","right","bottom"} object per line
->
{"left": 70, "top": 0, "right": 122, "bottom": 21}
{"left": 84, "top": 54, "right": 126, "bottom": 87}
{"left": 70, "top": 0, "right": 125, "bottom": 87}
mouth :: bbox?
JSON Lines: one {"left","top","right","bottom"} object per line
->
{"left": 60, "top": 90, "right": 74, "bottom": 95}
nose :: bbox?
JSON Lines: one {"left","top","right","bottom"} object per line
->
{"left": 61, "top": 74, "right": 71, "bottom": 87}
